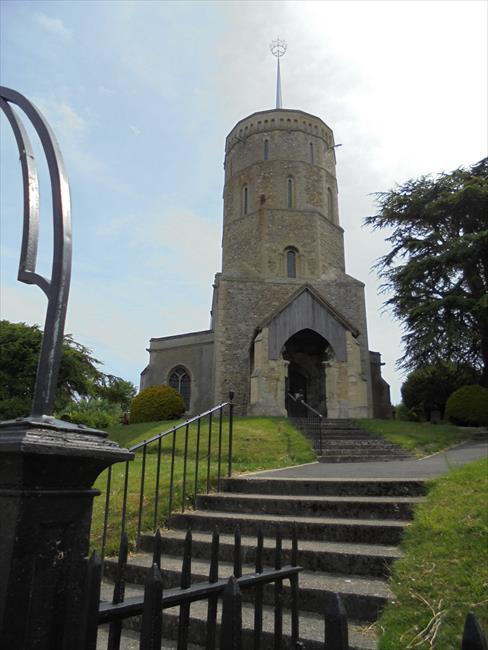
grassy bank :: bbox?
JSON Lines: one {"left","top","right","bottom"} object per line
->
{"left": 91, "top": 416, "right": 315, "bottom": 555}
{"left": 378, "top": 457, "right": 488, "bottom": 649}
{"left": 356, "top": 419, "right": 474, "bottom": 457}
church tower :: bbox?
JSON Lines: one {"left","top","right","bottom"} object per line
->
{"left": 141, "top": 50, "right": 391, "bottom": 419}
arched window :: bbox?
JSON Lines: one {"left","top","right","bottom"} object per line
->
{"left": 327, "top": 188, "right": 334, "bottom": 221}
{"left": 264, "top": 139, "right": 269, "bottom": 160}
{"left": 287, "top": 178, "right": 293, "bottom": 208}
{"left": 309, "top": 142, "right": 314, "bottom": 164}
{"left": 286, "top": 247, "right": 297, "bottom": 278}
{"left": 169, "top": 366, "right": 191, "bottom": 410}
{"left": 243, "top": 185, "right": 248, "bottom": 215}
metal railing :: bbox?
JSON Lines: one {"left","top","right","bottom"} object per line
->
{"left": 288, "top": 393, "right": 325, "bottom": 455}
{"left": 80, "top": 526, "right": 487, "bottom": 650}
{"left": 82, "top": 526, "right": 303, "bottom": 650}
{"left": 98, "top": 393, "right": 234, "bottom": 561}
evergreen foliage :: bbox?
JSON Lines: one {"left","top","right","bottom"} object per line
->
{"left": 0, "top": 320, "right": 136, "bottom": 419}
{"left": 401, "top": 361, "right": 479, "bottom": 420}
{"left": 445, "top": 384, "right": 488, "bottom": 426}
{"left": 129, "top": 384, "right": 185, "bottom": 424}
{"left": 365, "top": 158, "right": 488, "bottom": 385}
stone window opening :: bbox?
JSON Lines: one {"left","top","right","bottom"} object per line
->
{"left": 264, "top": 139, "right": 269, "bottom": 160}
{"left": 309, "top": 142, "right": 314, "bottom": 164}
{"left": 285, "top": 246, "right": 298, "bottom": 278}
{"left": 327, "top": 187, "right": 334, "bottom": 222}
{"left": 287, "top": 178, "right": 293, "bottom": 209}
{"left": 168, "top": 366, "right": 191, "bottom": 410}
{"left": 243, "top": 185, "right": 249, "bottom": 215}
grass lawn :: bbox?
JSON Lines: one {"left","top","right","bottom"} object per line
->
{"left": 378, "top": 457, "right": 488, "bottom": 649}
{"left": 91, "top": 416, "right": 315, "bottom": 555}
{"left": 356, "top": 419, "right": 475, "bottom": 458}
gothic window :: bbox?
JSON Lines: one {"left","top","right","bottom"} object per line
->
{"left": 168, "top": 366, "right": 191, "bottom": 410}
{"left": 286, "top": 247, "right": 297, "bottom": 278}
{"left": 309, "top": 142, "right": 314, "bottom": 164}
{"left": 264, "top": 139, "right": 269, "bottom": 160}
{"left": 327, "top": 188, "right": 334, "bottom": 221}
{"left": 243, "top": 185, "right": 248, "bottom": 215}
{"left": 287, "top": 178, "right": 293, "bottom": 208}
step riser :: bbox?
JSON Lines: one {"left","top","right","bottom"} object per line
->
{"left": 220, "top": 478, "right": 426, "bottom": 497}
{"left": 317, "top": 456, "right": 406, "bottom": 463}
{"left": 139, "top": 535, "right": 397, "bottom": 577}
{"left": 120, "top": 608, "right": 373, "bottom": 650}
{"left": 195, "top": 495, "right": 416, "bottom": 521}
{"left": 104, "top": 561, "right": 387, "bottom": 622}
{"left": 168, "top": 514, "right": 405, "bottom": 545}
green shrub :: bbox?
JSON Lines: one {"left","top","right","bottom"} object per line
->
{"left": 401, "top": 362, "right": 479, "bottom": 420}
{"left": 394, "top": 403, "right": 422, "bottom": 421}
{"left": 0, "top": 396, "right": 31, "bottom": 420}
{"left": 445, "top": 385, "right": 488, "bottom": 426}
{"left": 130, "top": 385, "right": 185, "bottom": 424}
{"left": 57, "top": 397, "right": 122, "bottom": 429}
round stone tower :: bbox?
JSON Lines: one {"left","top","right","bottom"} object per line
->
{"left": 221, "top": 109, "right": 344, "bottom": 282}
{"left": 143, "top": 105, "right": 391, "bottom": 419}
{"left": 209, "top": 106, "right": 378, "bottom": 417}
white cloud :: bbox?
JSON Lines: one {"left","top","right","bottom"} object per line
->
{"left": 36, "top": 13, "right": 72, "bottom": 41}
{"left": 129, "top": 125, "right": 141, "bottom": 136}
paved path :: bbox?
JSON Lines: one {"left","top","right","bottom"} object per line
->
{"left": 252, "top": 439, "right": 488, "bottom": 480}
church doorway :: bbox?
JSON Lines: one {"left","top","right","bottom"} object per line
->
{"left": 283, "top": 328, "right": 331, "bottom": 417}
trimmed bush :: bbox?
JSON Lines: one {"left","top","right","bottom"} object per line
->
{"left": 445, "top": 385, "right": 488, "bottom": 426}
{"left": 130, "top": 385, "right": 185, "bottom": 424}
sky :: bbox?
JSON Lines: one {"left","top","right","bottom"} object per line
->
{"left": 1, "top": 0, "right": 487, "bottom": 405}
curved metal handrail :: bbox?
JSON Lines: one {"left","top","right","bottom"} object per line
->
{"left": 0, "top": 86, "right": 72, "bottom": 416}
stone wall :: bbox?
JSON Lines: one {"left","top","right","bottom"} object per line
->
{"left": 141, "top": 330, "right": 215, "bottom": 415}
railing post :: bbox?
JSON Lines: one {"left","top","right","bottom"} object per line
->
{"left": 462, "top": 612, "right": 488, "bottom": 650}
{"left": 228, "top": 390, "right": 235, "bottom": 478}
{"left": 220, "top": 577, "right": 242, "bottom": 650}
{"left": 324, "top": 593, "right": 349, "bottom": 650}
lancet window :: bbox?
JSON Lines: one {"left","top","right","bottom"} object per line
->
{"left": 168, "top": 366, "right": 191, "bottom": 410}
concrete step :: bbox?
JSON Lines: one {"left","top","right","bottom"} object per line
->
{"left": 100, "top": 580, "right": 378, "bottom": 650}
{"left": 317, "top": 448, "right": 412, "bottom": 457}
{"left": 220, "top": 477, "right": 427, "bottom": 497}
{"left": 318, "top": 455, "right": 412, "bottom": 463}
{"left": 167, "top": 510, "right": 407, "bottom": 545}
{"left": 104, "top": 551, "right": 392, "bottom": 622}
{"left": 139, "top": 529, "right": 402, "bottom": 578}
{"left": 195, "top": 493, "right": 422, "bottom": 520}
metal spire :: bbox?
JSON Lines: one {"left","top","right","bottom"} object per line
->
{"left": 270, "top": 38, "right": 287, "bottom": 109}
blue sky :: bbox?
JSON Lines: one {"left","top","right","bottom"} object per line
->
{"left": 1, "top": 0, "right": 487, "bottom": 404}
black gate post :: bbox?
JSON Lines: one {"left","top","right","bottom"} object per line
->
{"left": 0, "top": 417, "right": 132, "bottom": 649}
{"left": 0, "top": 87, "right": 133, "bottom": 649}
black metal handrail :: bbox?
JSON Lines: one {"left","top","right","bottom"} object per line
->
{"left": 99, "top": 393, "right": 235, "bottom": 561}
{"left": 288, "top": 393, "right": 325, "bottom": 455}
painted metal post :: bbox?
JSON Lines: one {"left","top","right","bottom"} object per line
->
{"left": 0, "top": 87, "right": 132, "bottom": 650}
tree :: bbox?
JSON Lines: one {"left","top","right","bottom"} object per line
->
{"left": 94, "top": 374, "right": 136, "bottom": 410}
{"left": 365, "top": 158, "right": 488, "bottom": 385}
{"left": 401, "top": 361, "right": 479, "bottom": 421}
{"left": 0, "top": 320, "right": 136, "bottom": 419}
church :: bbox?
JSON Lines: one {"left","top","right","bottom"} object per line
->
{"left": 140, "top": 72, "right": 391, "bottom": 418}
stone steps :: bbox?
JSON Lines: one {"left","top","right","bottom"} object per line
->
{"left": 102, "top": 475, "right": 424, "bottom": 649}
{"left": 219, "top": 477, "right": 426, "bottom": 497}
{"left": 292, "top": 417, "right": 416, "bottom": 463}
{"left": 138, "top": 529, "right": 402, "bottom": 578}
{"left": 99, "top": 581, "right": 378, "bottom": 650}
{"left": 167, "top": 510, "right": 408, "bottom": 545}
{"left": 104, "top": 551, "right": 391, "bottom": 621}
{"left": 195, "top": 492, "right": 422, "bottom": 520}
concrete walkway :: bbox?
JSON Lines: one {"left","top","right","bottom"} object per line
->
{"left": 252, "top": 439, "right": 488, "bottom": 480}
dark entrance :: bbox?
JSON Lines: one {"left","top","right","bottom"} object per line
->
{"left": 283, "top": 328, "right": 330, "bottom": 417}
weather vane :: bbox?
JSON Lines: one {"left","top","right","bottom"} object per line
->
{"left": 270, "top": 37, "right": 287, "bottom": 109}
